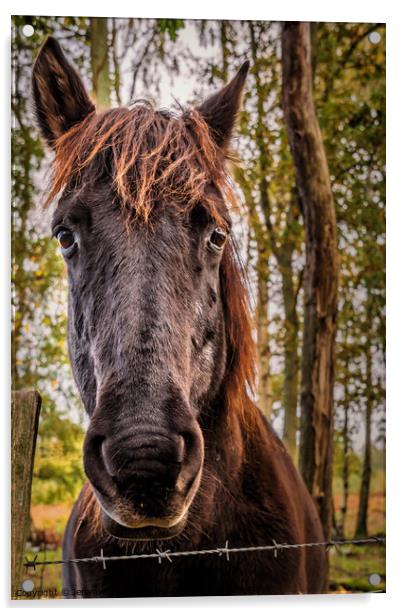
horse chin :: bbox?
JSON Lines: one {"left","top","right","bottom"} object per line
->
{"left": 100, "top": 508, "right": 188, "bottom": 541}
{"left": 94, "top": 465, "right": 203, "bottom": 541}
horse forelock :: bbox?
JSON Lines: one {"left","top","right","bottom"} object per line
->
{"left": 46, "top": 102, "right": 237, "bottom": 227}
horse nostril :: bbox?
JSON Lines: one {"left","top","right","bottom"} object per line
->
{"left": 174, "top": 427, "right": 204, "bottom": 494}
{"left": 100, "top": 431, "right": 186, "bottom": 490}
{"left": 177, "top": 434, "right": 185, "bottom": 462}
{"left": 101, "top": 440, "right": 116, "bottom": 478}
{"left": 83, "top": 432, "right": 110, "bottom": 497}
{"left": 84, "top": 432, "right": 105, "bottom": 459}
{"left": 180, "top": 430, "right": 198, "bottom": 464}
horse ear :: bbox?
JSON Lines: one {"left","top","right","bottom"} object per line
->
{"left": 32, "top": 36, "right": 95, "bottom": 147}
{"left": 197, "top": 61, "right": 250, "bottom": 149}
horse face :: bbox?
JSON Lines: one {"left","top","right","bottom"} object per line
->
{"left": 33, "top": 37, "right": 248, "bottom": 540}
{"left": 51, "top": 184, "right": 230, "bottom": 538}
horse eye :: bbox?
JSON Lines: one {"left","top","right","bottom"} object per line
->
{"left": 208, "top": 228, "right": 227, "bottom": 252}
{"left": 56, "top": 229, "right": 76, "bottom": 257}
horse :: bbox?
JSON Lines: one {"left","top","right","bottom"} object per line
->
{"left": 32, "top": 36, "right": 327, "bottom": 598}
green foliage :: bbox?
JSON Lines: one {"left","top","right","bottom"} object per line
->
{"left": 32, "top": 411, "right": 85, "bottom": 504}
{"left": 156, "top": 18, "right": 185, "bottom": 42}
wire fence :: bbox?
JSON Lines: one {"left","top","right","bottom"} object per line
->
{"left": 24, "top": 535, "right": 385, "bottom": 571}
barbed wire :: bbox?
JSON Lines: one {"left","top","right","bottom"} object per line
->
{"left": 24, "top": 535, "right": 385, "bottom": 571}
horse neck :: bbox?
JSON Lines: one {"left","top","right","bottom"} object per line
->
{"left": 201, "top": 391, "right": 268, "bottom": 493}
{"left": 184, "top": 396, "right": 275, "bottom": 545}
{"left": 202, "top": 391, "right": 269, "bottom": 466}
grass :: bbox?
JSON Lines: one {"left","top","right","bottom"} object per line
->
{"left": 329, "top": 544, "right": 385, "bottom": 593}
{"left": 330, "top": 473, "right": 385, "bottom": 593}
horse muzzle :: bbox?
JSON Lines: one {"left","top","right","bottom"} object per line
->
{"left": 83, "top": 421, "right": 204, "bottom": 540}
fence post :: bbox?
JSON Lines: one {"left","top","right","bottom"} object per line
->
{"left": 11, "top": 390, "right": 41, "bottom": 599}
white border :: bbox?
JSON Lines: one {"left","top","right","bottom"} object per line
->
{"left": 1, "top": 0, "right": 400, "bottom": 614}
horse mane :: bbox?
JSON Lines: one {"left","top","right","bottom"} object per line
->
{"left": 48, "top": 103, "right": 261, "bottom": 531}
{"left": 47, "top": 102, "right": 235, "bottom": 226}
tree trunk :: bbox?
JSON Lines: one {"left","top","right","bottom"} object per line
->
{"left": 339, "top": 385, "right": 350, "bottom": 538}
{"left": 111, "top": 18, "right": 122, "bottom": 105}
{"left": 232, "top": 166, "right": 273, "bottom": 421}
{"left": 90, "top": 18, "right": 111, "bottom": 109}
{"left": 355, "top": 341, "right": 373, "bottom": 537}
{"left": 249, "top": 21, "right": 300, "bottom": 457}
{"left": 282, "top": 22, "right": 339, "bottom": 540}
{"left": 280, "top": 254, "right": 299, "bottom": 462}
{"left": 220, "top": 21, "right": 229, "bottom": 80}
{"left": 256, "top": 247, "right": 273, "bottom": 420}
{"left": 246, "top": 23, "right": 274, "bottom": 421}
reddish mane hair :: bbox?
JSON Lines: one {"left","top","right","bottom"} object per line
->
{"left": 47, "top": 104, "right": 236, "bottom": 226}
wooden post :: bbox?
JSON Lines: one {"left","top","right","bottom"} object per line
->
{"left": 11, "top": 390, "right": 41, "bottom": 599}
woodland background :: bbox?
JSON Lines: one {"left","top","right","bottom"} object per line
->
{"left": 11, "top": 16, "right": 385, "bottom": 593}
